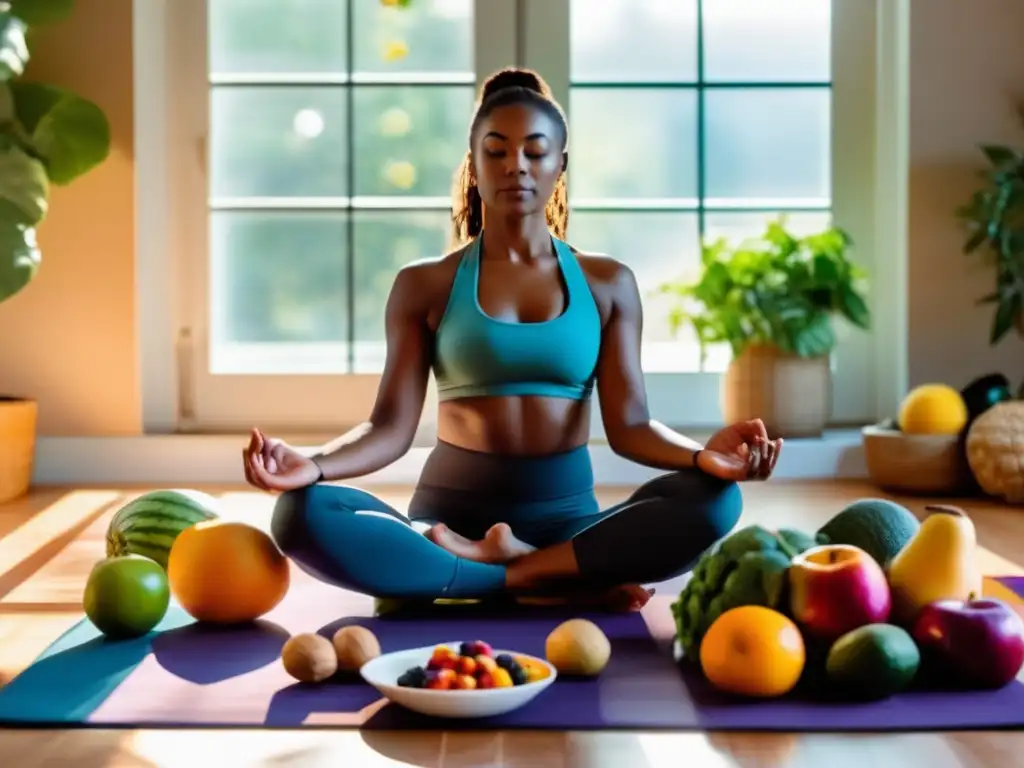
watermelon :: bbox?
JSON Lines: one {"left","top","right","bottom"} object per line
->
{"left": 105, "top": 489, "right": 221, "bottom": 570}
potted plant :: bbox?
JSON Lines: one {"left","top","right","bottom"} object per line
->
{"left": 658, "top": 216, "right": 871, "bottom": 438}
{"left": 956, "top": 141, "right": 1024, "bottom": 345}
{"left": 0, "top": 0, "right": 111, "bottom": 501}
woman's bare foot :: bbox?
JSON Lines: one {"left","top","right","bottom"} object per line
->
{"left": 426, "top": 522, "right": 536, "bottom": 564}
{"left": 605, "top": 584, "right": 655, "bottom": 612}
{"left": 516, "top": 585, "right": 655, "bottom": 613}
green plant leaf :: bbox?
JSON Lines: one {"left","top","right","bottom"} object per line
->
{"left": 0, "top": 11, "right": 29, "bottom": 81}
{"left": 811, "top": 251, "right": 840, "bottom": 286}
{"left": 0, "top": 197, "right": 40, "bottom": 303}
{"left": 8, "top": 0, "right": 75, "bottom": 25}
{"left": 10, "top": 82, "right": 111, "bottom": 184}
{"left": 962, "top": 228, "right": 988, "bottom": 254}
{"left": 840, "top": 285, "right": 871, "bottom": 329}
{"left": 0, "top": 143, "right": 48, "bottom": 225}
{"left": 694, "top": 260, "right": 731, "bottom": 306}
{"left": 654, "top": 216, "right": 867, "bottom": 360}
{"left": 982, "top": 144, "right": 1018, "bottom": 169}
{"left": 792, "top": 312, "right": 835, "bottom": 358}
{"left": 990, "top": 290, "right": 1022, "bottom": 344}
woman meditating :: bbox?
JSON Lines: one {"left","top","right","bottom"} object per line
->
{"left": 242, "top": 68, "right": 782, "bottom": 612}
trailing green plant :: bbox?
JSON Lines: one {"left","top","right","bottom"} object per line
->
{"left": 956, "top": 141, "right": 1024, "bottom": 345}
{"left": 657, "top": 217, "right": 871, "bottom": 366}
{"left": 0, "top": 0, "right": 110, "bottom": 304}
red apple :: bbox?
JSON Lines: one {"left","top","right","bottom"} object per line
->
{"left": 912, "top": 596, "right": 1024, "bottom": 689}
{"left": 788, "top": 544, "right": 891, "bottom": 640}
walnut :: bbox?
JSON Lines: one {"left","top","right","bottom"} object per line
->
{"left": 966, "top": 401, "right": 1024, "bottom": 504}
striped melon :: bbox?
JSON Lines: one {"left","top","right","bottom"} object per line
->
{"left": 105, "top": 489, "right": 221, "bottom": 570}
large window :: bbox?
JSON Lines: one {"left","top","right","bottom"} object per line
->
{"left": 207, "top": 0, "right": 475, "bottom": 376}
{"left": 158, "top": 0, "right": 879, "bottom": 434}
{"left": 565, "top": 0, "right": 832, "bottom": 373}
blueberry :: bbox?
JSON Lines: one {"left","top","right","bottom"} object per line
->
{"left": 459, "top": 642, "right": 475, "bottom": 657}
{"left": 495, "top": 653, "right": 516, "bottom": 669}
{"left": 509, "top": 666, "right": 528, "bottom": 686}
{"left": 398, "top": 666, "right": 427, "bottom": 688}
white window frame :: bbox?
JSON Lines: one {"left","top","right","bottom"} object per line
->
{"left": 135, "top": 0, "right": 909, "bottom": 438}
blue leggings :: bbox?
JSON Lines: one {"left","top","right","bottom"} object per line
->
{"left": 270, "top": 441, "right": 742, "bottom": 599}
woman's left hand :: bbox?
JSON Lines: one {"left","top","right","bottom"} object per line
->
{"left": 696, "top": 419, "right": 782, "bottom": 482}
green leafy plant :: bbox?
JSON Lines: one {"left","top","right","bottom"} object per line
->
{"left": 956, "top": 142, "right": 1024, "bottom": 345}
{"left": 657, "top": 217, "right": 871, "bottom": 365}
{"left": 0, "top": 0, "right": 110, "bottom": 304}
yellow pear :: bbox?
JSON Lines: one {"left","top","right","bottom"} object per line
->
{"left": 886, "top": 505, "right": 982, "bottom": 623}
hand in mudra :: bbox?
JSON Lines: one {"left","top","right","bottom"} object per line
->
{"left": 243, "top": 428, "right": 322, "bottom": 492}
{"left": 696, "top": 419, "right": 782, "bottom": 482}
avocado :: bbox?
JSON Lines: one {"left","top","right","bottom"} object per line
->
{"left": 825, "top": 623, "right": 921, "bottom": 700}
{"left": 817, "top": 498, "right": 920, "bottom": 568}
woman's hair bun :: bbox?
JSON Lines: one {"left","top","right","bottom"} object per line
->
{"left": 480, "top": 67, "right": 552, "bottom": 101}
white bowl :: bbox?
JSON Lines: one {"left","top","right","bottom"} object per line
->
{"left": 359, "top": 641, "right": 557, "bottom": 719}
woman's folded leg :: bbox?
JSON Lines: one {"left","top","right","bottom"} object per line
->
{"left": 504, "top": 469, "right": 743, "bottom": 591}
{"left": 269, "top": 483, "right": 507, "bottom": 598}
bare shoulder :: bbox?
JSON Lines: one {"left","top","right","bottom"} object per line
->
{"left": 388, "top": 243, "right": 469, "bottom": 322}
{"left": 572, "top": 248, "right": 640, "bottom": 299}
{"left": 396, "top": 244, "right": 468, "bottom": 284}
{"left": 567, "top": 247, "right": 640, "bottom": 324}
{"left": 391, "top": 244, "right": 468, "bottom": 299}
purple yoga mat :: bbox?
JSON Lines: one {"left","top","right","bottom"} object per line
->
{"left": 7, "top": 574, "right": 1024, "bottom": 731}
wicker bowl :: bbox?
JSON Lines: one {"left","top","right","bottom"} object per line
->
{"left": 861, "top": 424, "right": 974, "bottom": 495}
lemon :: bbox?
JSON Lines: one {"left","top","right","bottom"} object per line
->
{"left": 897, "top": 384, "right": 968, "bottom": 435}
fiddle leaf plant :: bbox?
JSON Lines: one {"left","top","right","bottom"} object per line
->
{"left": 0, "top": 0, "right": 110, "bottom": 304}
{"left": 956, "top": 142, "right": 1024, "bottom": 344}
{"left": 657, "top": 217, "right": 871, "bottom": 366}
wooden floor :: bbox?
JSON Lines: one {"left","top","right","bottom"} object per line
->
{"left": 0, "top": 480, "right": 1022, "bottom": 767}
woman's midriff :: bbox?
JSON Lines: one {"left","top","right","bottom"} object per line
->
{"left": 437, "top": 396, "right": 591, "bottom": 456}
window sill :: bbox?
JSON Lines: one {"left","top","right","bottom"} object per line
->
{"left": 32, "top": 430, "right": 867, "bottom": 487}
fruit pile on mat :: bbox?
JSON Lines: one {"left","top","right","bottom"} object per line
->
{"left": 672, "top": 499, "right": 1024, "bottom": 700}
{"left": 85, "top": 489, "right": 293, "bottom": 640}
{"left": 85, "top": 492, "right": 617, "bottom": 687}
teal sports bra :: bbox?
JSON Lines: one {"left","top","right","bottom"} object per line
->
{"left": 432, "top": 234, "right": 602, "bottom": 402}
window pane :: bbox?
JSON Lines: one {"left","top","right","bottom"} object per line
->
{"left": 703, "top": 0, "right": 831, "bottom": 83}
{"left": 210, "top": 212, "right": 348, "bottom": 357}
{"left": 570, "top": 0, "right": 698, "bottom": 83}
{"left": 353, "top": 86, "right": 474, "bottom": 197}
{"left": 209, "top": 0, "right": 347, "bottom": 75}
{"left": 569, "top": 89, "right": 698, "bottom": 200}
{"left": 352, "top": 210, "right": 452, "bottom": 372}
{"left": 704, "top": 88, "right": 830, "bottom": 205}
{"left": 353, "top": 0, "right": 473, "bottom": 75}
{"left": 704, "top": 211, "right": 834, "bottom": 244}
{"left": 211, "top": 87, "right": 348, "bottom": 199}
{"left": 569, "top": 212, "right": 710, "bottom": 371}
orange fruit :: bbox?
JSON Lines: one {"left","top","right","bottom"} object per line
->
{"left": 699, "top": 606, "right": 805, "bottom": 697}
{"left": 167, "top": 520, "right": 290, "bottom": 624}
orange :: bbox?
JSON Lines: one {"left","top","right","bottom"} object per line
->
{"left": 699, "top": 606, "right": 805, "bottom": 698}
{"left": 167, "top": 520, "right": 290, "bottom": 624}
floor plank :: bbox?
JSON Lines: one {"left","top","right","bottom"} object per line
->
{"left": 0, "top": 480, "right": 1022, "bottom": 767}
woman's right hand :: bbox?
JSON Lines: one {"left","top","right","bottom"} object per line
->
{"left": 242, "top": 428, "right": 322, "bottom": 493}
